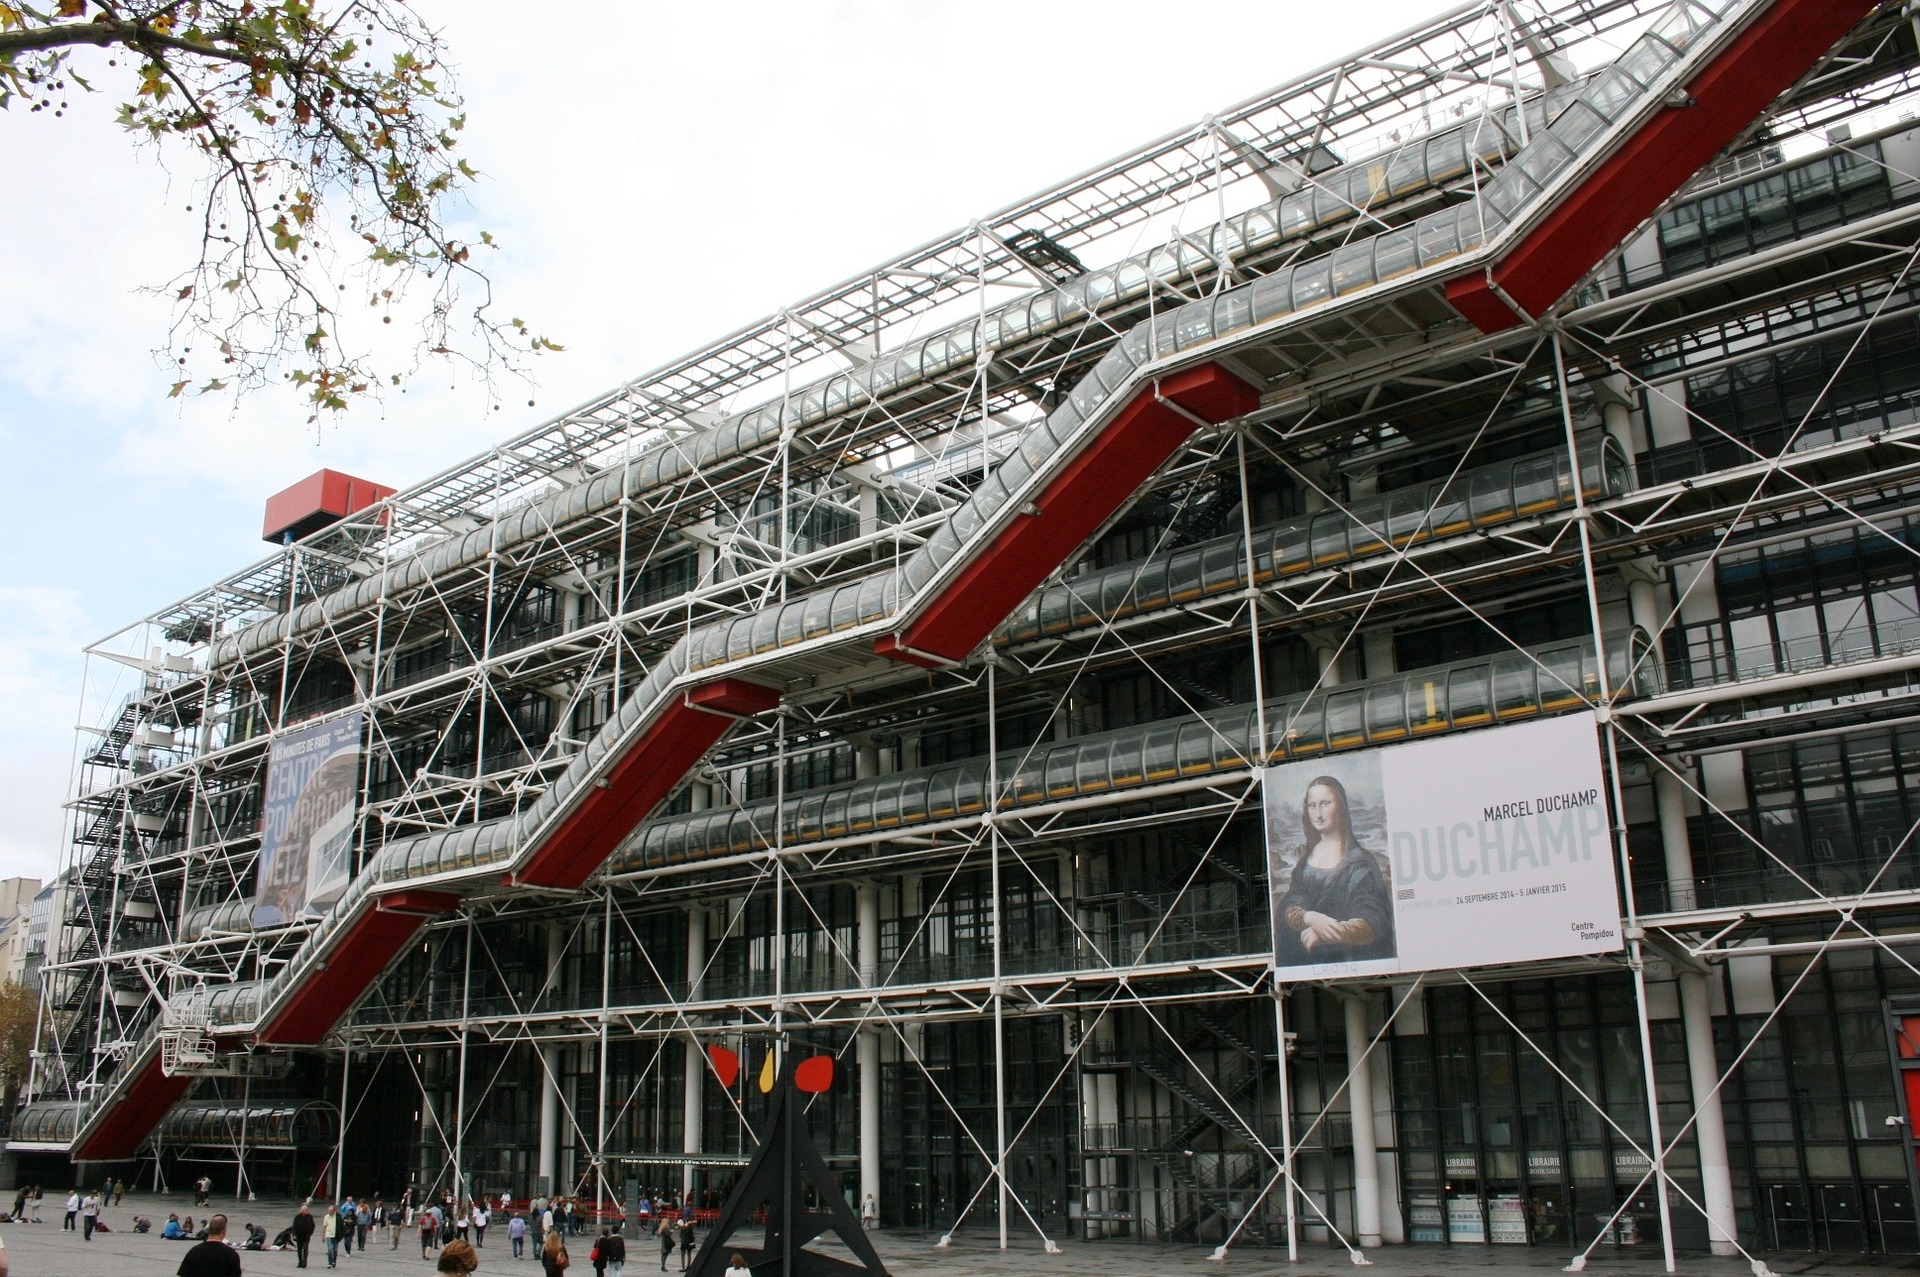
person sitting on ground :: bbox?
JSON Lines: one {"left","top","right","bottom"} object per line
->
{"left": 176, "top": 1213, "right": 242, "bottom": 1277}
{"left": 133, "top": 1216, "right": 153, "bottom": 1233}
{"left": 163, "top": 1213, "right": 186, "bottom": 1239}
{"left": 181, "top": 1214, "right": 196, "bottom": 1237}
{"left": 244, "top": 1221, "right": 267, "bottom": 1249}
{"left": 273, "top": 1223, "right": 295, "bottom": 1250}
{"left": 438, "top": 1237, "right": 480, "bottom": 1274}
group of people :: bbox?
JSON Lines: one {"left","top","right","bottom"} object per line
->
{"left": 276, "top": 1192, "right": 479, "bottom": 1275}
{"left": 279, "top": 1193, "right": 414, "bottom": 1268}
{"left": 0, "top": 1178, "right": 132, "bottom": 1239}
{"left": 61, "top": 1187, "right": 108, "bottom": 1239}
{"left": 2, "top": 1185, "right": 43, "bottom": 1223}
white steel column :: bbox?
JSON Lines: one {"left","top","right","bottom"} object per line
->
{"left": 856, "top": 882, "right": 881, "bottom": 1226}
{"left": 986, "top": 659, "right": 1009, "bottom": 1251}
{"left": 1677, "top": 962, "right": 1739, "bottom": 1256}
{"left": 1310, "top": 629, "right": 1343, "bottom": 687}
{"left": 682, "top": 905, "right": 707, "bottom": 1199}
{"left": 1651, "top": 777, "right": 1739, "bottom": 1256}
{"left": 1273, "top": 988, "right": 1297, "bottom": 1262}
{"left": 453, "top": 918, "right": 473, "bottom": 1202}
{"left": 1654, "top": 773, "right": 1695, "bottom": 911}
{"left": 335, "top": 1042, "right": 351, "bottom": 1200}
{"left": 1556, "top": 336, "right": 1675, "bottom": 1273}
{"left": 1599, "top": 375, "right": 1638, "bottom": 459}
{"left": 539, "top": 923, "right": 563, "bottom": 1194}
{"left": 1344, "top": 994, "right": 1381, "bottom": 1249}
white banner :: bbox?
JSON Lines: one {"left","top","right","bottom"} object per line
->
{"left": 1263, "top": 712, "right": 1622, "bottom": 981}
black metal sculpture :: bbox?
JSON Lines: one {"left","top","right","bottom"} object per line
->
{"left": 687, "top": 1049, "right": 888, "bottom": 1277}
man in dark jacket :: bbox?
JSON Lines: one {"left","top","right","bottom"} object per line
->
{"left": 176, "top": 1214, "right": 241, "bottom": 1277}
{"left": 292, "top": 1205, "right": 316, "bottom": 1269}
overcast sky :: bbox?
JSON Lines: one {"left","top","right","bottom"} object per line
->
{"left": 0, "top": 0, "right": 1443, "bottom": 885}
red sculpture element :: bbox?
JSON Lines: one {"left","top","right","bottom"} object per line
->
{"left": 707, "top": 1044, "right": 740, "bottom": 1089}
{"left": 794, "top": 1055, "right": 834, "bottom": 1094}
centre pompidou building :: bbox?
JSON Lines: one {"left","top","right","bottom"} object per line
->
{"left": 22, "top": 0, "right": 1920, "bottom": 1262}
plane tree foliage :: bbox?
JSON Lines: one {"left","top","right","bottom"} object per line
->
{"left": 0, "top": 0, "right": 558, "bottom": 417}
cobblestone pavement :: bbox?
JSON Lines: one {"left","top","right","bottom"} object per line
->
{"left": 5, "top": 1192, "right": 1920, "bottom": 1276}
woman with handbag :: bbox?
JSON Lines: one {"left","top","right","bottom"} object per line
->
{"left": 542, "top": 1228, "right": 571, "bottom": 1277}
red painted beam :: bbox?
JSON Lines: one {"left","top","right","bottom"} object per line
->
{"left": 257, "top": 905, "right": 436, "bottom": 1045}
{"left": 686, "top": 678, "right": 782, "bottom": 718}
{"left": 1448, "top": 0, "right": 1876, "bottom": 331}
{"left": 376, "top": 889, "right": 463, "bottom": 917}
{"left": 882, "top": 362, "right": 1258, "bottom": 665}
{"left": 513, "top": 678, "right": 779, "bottom": 890}
{"left": 72, "top": 1055, "right": 191, "bottom": 1161}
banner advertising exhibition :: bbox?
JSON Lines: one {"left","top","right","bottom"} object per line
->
{"left": 252, "top": 712, "right": 364, "bottom": 929}
{"left": 1263, "top": 712, "right": 1623, "bottom": 980}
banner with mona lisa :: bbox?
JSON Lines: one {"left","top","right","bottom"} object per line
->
{"left": 1263, "top": 711, "right": 1622, "bottom": 981}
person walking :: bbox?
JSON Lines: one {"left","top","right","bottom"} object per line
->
{"left": 657, "top": 1222, "right": 673, "bottom": 1272}
{"left": 473, "top": 1200, "right": 489, "bottom": 1248}
{"left": 508, "top": 1212, "right": 527, "bottom": 1259}
{"left": 80, "top": 1189, "right": 100, "bottom": 1241}
{"left": 540, "top": 1229, "right": 570, "bottom": 1277}
{"left": 194, "top": 1176, "right": 211, "bottom": 1208}
{"left": 339, "top": 1197, "right": 358, "bottom": 1256}
{"left": 861, "top": 1194, "right": 877, "bottom": 1231}
{"left": 323, "top": 1203, "right": 340, "bottom": 1269}
{"left": 112, "top": 1178, "right": 125, "bottom": 1208}
{"left": 590, "top": 1228, "right": 609, "bottom": 1277}
{"left": 676, "top": 1223, "right": 693, "bottom": 1273}
{"left": 419, "top": 1206, "right": 438, "bottom": 1260}
{"left": 389, "top": 1199, "right": 406, "bottom": 1249}
{"left": 176, "top": 1214, "right": 242, "bottom": 1277}
{"left": 357, "top": 1199, "right": 373, "bottom": 1250}
{"left": 62, "top": 1189, "right": 77, "bottom": 1230}
{"left": 293, "top": 1205, "right": 316, "bottom": 1269}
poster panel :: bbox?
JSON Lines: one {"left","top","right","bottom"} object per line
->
{"left": 252, "top": 712, "right": 363, "bottom": 928}
{"left": 1263, "top": 712, "right": 1621, "bottom": 981}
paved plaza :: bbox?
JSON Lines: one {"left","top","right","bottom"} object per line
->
{"left": 2, "top": 1192, "right": 1919, "bottom": 1277}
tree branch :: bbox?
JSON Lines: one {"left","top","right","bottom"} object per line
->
{"left": 0, "top": 15, "right": 252, "bottom": 66}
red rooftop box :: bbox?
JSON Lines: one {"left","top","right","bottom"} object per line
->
{"left": 263, "top": 469, "right": 397, "bottom": 544}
